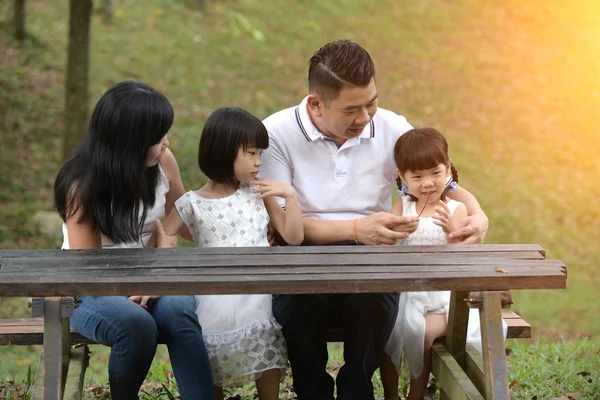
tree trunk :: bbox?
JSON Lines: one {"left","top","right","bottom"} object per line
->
{"left": 14, "top": 0, "right": 26, "bottom": 42}
{"left": 62, "top": 0, "right": 92, "bottom": 161}
{"left": 104, "top": 0, "right": 114, "bottom": 22}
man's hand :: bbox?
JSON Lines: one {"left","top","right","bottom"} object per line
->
{"left": 266, "top": 223, "right": 277, "bottom": 246}
{"left": 155, "top": 219, "right": 178, "bottom": 248}
{"left": 448, "top": 212, "right": 489, "bottom": 244}
{"left": 357, "top": 212, "right": 419, "bottom": 245}
{"left": 129, "top": 295, "right": 160, "bottom": 310}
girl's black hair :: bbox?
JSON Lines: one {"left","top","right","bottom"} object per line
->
{"left": 394, "top": 128, "right": 459, "bottom": 201}
{"left": 54, "top": 80, "right": 174, "bottom": 244}
{"left": 198, "top": 107, "right": 269, "bottom": 186}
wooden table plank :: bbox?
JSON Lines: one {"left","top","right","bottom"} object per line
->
{"left": 0, "top": 244, "right": 547, "bottom": 258}
{"left": 0, "top": 254, "right": 552, "bottom": 273}
{"left": 0, "top": 268, "right": 566, "bottom": 297}
{"left": 0, "top": 260, "right": 567, "bottom": 278}
{"left": 0, "top": 261, "right": 566, "bottom": 280}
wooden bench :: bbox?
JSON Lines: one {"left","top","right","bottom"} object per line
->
{"left": 0, "top": 244, "right": 566, "bottom": 400}
{"left": 0, "top": 310, "right": 531, "bottom": 399}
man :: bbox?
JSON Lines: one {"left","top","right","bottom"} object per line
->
{"left": 261, "top": 40, "right": 488, "bottom": 400}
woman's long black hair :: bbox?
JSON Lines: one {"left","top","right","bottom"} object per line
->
{"left": 54, "top": 80, "right": 174, "bottom": 244}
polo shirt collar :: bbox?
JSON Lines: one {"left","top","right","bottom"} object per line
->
{"left": 295, "top": 96, "right": 375, "bottom": 143}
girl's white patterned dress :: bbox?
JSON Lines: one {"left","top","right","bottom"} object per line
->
{"left": 175, "top": 183, "right": 287, "bottom": 386}
{"left": 384, "top": 196, "right": 506, "bottom": 378}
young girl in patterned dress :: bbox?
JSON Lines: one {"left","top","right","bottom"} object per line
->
{"left": 379, "top": 128, "right": 503, "bottom": 400}
{"left": 158, "top": 107, "right": 303, "bottom": 400}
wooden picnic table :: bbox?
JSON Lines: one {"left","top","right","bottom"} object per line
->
{"left": 0, "top": 244, "right": 567, "bottom": 400}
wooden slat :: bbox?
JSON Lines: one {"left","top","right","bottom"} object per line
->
{"left": 0, "top": 318, "right": 91, "bottom": 346}
{"left": 464, "top": 343, "right": 486, "bottom": 395}
{"left": 503, "top": 315, "right": 532, "bottom": 339}
{"left": 1, "top": 312, "right": 531, "bottom": 346}
{"left": 0, "top": 267, "right": 567, "bottom": 297}
{"left": 431, "top": 343, "right": 485, "bottom": 400}
{"left": 63, "top": 345, "right": 89, "bottom": 400}
{"left": 0, "top": 261, "right": 566, "bottom": 279}
{"left": 0, "top": 244, "right": 547, "bottom": 259}
{"left": 0, "top": 253, "right": 552, "bottom": 273}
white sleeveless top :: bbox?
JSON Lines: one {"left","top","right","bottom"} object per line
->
{"left": 385, "top": 196, "right": 506, "bottom": 379}
{"left": 399, "top": 196, "right": 461, "bottom": 245}
{"left": 62, "top": 165, "right": 170, "bottom": 249}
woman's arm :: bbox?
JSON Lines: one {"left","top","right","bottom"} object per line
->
{"left": 160, "top": 148, "right": 192, "bottom": 240}
{"left": 64, "top": 193, "right": 102, "bottom": 249}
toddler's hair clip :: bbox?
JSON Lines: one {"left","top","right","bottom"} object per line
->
{"left": 397, "top": 185, "right": 409, "bottom": 196}
{"left": 448, "top": 181, "right": 457, "bottom": 192}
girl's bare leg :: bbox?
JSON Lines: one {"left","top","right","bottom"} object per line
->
{"left": 407, "top": 313, "right": 447, "bottom": 400}
{"left": 213, "top": 385, "right": 224, "bottom": 400}
{"left": 256, "top": 368, "right": 281, "bottom": 400}
{"left": 380, "top": 353, "right": 401, "bottom": 400}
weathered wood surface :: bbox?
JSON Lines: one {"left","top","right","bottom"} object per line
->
{"left": 63, "top": 345, "right": 89, "bottom": 400}
{"left": 0, "top": 312, "right": 531, "bottom": 346}
{"left": 0, "top": 244, "right": 547, "bottom": 258}
{"left": 0, "top": 317, "right": 530, "bottom": 345}
{"left": 432, "top": 342, "right": 485, "bottom": 400}
{"left": 479, "top": 292, "right": 510, "bottom": 399}
{"left": 445, "top": 290, "right": 471, "bottom": 366}
{"left": 0, "top": 318, "right": 92, "bottom": 346}
{"left": 0, "top": 245, "right": 566, "bottom": 297}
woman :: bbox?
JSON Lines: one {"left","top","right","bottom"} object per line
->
{"left": 54, "top": 80, "right": 214, "bottom": 400}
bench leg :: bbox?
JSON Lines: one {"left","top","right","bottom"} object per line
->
{"left": 479, "top": 292, "right": 510, "bottom": 399}
{"left": 445, "top": 290, "right": 470, "bottom": 365}
{"left": 63, "top": 344, "right": 90, "bottom": 400}
{"left": 433, "top": 290, "right": 487, "bottom": 399}
{"left": 42, "top": 297, "right": 69, "bottom": 400}
{"left": 431, "top": 343, "right": 484, "bottom": 400}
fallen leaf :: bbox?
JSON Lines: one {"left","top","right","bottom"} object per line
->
{"left": 495, "top": 267, "right": 508, "bottom": 273}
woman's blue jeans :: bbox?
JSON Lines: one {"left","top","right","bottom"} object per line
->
{"left": 71, "top": 295, "right": 214, "bottom": 400}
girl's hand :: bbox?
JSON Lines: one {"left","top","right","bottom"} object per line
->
{"left": 431, "top": 201, "right": 454, "bottom": 234}
{"left": 129, "top": 295, "right": 160, "bottom": 310}
{"left": 155, "top": 219, "right": 178, "bottom": 248}
{"left": 250, "top": 177, "right": 296, "bottom": 199}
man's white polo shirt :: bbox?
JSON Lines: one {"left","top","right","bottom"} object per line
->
{"left": 261, "top": 97, "right": 413, "bottom": 221}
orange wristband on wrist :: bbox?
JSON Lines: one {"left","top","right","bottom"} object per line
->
{"left": 353, "top": 219, "right": 359, "bottom": 244}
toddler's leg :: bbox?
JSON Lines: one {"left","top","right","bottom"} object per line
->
{"left": 256, "top": 368, "right": 281, "bottom": 400}
{"left": 213, "top": 386, "right": 224, "bottom": 400}
{"left": 407, "top": 313, "right": 447, "bottom": 400}
{"left": 380, "top": 354, "right": 400, "bottom": 400}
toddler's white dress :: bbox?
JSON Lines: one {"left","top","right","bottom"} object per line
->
{"left": 175, "top": 183, "right": 287, "bottom": 386}
{"left": 384, "top": 196, "right": 506, "bottom": 378}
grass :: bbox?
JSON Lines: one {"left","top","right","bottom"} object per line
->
{"left": 1, "top": 0, "right": 600, "bottom": 398}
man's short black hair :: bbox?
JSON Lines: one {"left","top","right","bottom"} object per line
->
{"left": 308, "top": 40, "right": 376, "bottom": 102}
